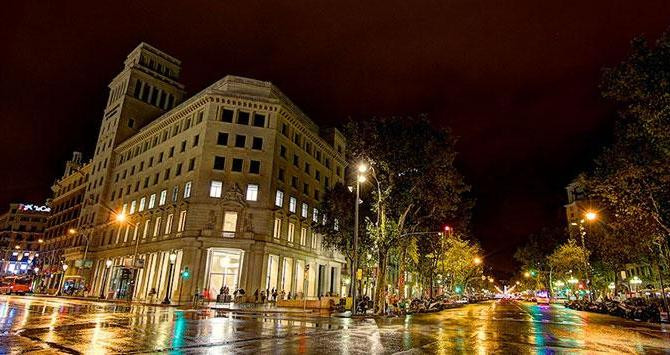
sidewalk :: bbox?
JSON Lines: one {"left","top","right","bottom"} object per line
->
{"left": 204, "top": 302, "right": 320, "bottom": 315}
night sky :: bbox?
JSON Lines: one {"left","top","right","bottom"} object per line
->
{"left": 2, "top": 1, "right": 670, "bottom": 273}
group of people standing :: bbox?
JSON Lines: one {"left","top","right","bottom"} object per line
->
{"left": 253, "top": 288, "right": 292, "bottom": 303}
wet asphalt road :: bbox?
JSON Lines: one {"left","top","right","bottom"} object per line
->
{"left": 0, "top": 296, "right": 669, "bottom": 354}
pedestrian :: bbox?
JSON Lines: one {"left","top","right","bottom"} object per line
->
{"left": 254, "top": 289, "right": 259, "bottom": 303}
{"left": 261, "top": 290, "right": 266, "bottom": 303}
{"left": 272, "top": 289, "right": 278, "bottom": 302}
{"left": 287, "top": 291, "right": 292, "bottom": 300}
{"left": 280, "top": 289, "right": 285, "bottom": 301}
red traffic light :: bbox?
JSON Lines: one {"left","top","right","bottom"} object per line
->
{"left": 444, "top": 226, "right": 451, "bottom": 231}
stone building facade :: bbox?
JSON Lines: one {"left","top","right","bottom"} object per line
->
{"left": 0, "top": 203, "right": 49, "bottom": 274}
{"left": 69, "top": 43, "right": 346, "bottom": 303}
{"left": 41, "top": 151, "right": 91, "bottom": 288}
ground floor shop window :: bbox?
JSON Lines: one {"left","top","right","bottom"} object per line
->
{"left": 207, "top": 249, "right": 243, "bottom": 300}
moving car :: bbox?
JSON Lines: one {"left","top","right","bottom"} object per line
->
{"left": 0, "top": 276, "right": 32, "bottom": 295}
{"left": 535, "top": 290, "right": 550, "bottom": 305}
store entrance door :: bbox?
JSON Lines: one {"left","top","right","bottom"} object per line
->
{"left": 114, "top": 268, "right": 135, "bottom": 299}
{"left": 317, "top": 265, "right": 325, "bottom": 297}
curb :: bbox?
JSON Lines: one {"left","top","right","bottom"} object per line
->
{"left": 28, "top": 294, "right": 180, "bottom": 307}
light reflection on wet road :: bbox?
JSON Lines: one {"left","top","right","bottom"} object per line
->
{"left": 0, "top": 296, "right": 668, "bottom": 354}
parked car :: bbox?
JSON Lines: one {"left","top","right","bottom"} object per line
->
{"left": 0, "top": 276, "right": 32, "bottom": 295}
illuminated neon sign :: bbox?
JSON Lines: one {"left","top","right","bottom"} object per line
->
{"left": 17, "top": 204, "right": 51, "bottom": 213}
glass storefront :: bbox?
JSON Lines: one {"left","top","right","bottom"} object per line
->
{"left": 266, "top": 254, "right": 279, "bottom": 290}
{"left": 280, "top": 257, "right": 293, "bottom": 293}
{"left": 207, "top": 249, "right": 243, "bottom": 299}
{"left": 295, "top": 260, "right": 305, "bottom": 297}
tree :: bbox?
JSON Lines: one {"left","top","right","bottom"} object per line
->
{"left": 547, "top": 239, "right": 590, "bottom": 281}
{"left": 439, "top": 235, "right": 483, "bottom": 293}
{"left": 345, "top": 115, "right": 472, "bottom": 313}
{"left": 594, "top": 32, "right": 670, "bottom": 256}
{"left": 314, "top": 183, "right": 373, "bottom": 296}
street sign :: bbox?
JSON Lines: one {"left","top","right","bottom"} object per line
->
{"left": 74, "top": 259, "right": 93, "bottom": 268}
{"left": 356, "top": 269, "right": 363, "bottom": 280}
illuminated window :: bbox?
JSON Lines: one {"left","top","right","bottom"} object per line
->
{"left": 142, "top": 219, "right": 150, "bottom": 239}
{"left": 165, "top": 213, "right": 173, "bottom": 235}
{"left": 312, "top": 208, "right": 318, "bottom": 223}
{"left": 301, "top": 203, "right": 308, "bottom": 218}
{"left": 287, "top": 222, "right": 295, "bottom": 243}
{"left": 289, "top": 197, "right": 297, "bottom": 213}
{"left": 138, "top": 197, "right": 146, "bottom": 212}
{"left": 275, "top": 190, "right": 284, "bottom": 207}
{"left": 184, "top": 181, "right": 192, "bottom": 198}
{"left": 153, "top": 217, "right": 161, "bottom": 237}
{"left": 129, "top": 200, "right": 136, "bottom": 214}
{"left": 159, "top": 190, "right": 167, "bottom": 206}
{"left": 210, "top": 181, "right": 223, "bottom": 198}
{"left": 223, "top": 212, "right": 238, "bottom": 238}
{"left": 246, "top": 184, "right": 259, "bottom": 201}
{"left": 273, "top": 218, "right": 282, "bottom": 239}
{"left": 300, "top": 227, "right": 307, "bottom": 246}
{"left": 177, "top": 210, "right": 187, "bottom": 232}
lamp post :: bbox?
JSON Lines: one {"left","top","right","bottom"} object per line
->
{"left": 352, "top": 162, "right": 367, "bottom": 315}
{"left": 100, "top": 259, "right": 112, "bottom": 299}
{"left": 580, "top": 211, "right": 597, "bottom": 300}
{"left": 57, "top": 264, "right": 68, "bottom": 296}
{"left": 162, "top": 252, "right": 177, "bottom": 304}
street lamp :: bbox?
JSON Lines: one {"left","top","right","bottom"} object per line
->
{"left": 580, "top": 211, "right": 597, "bottom": 300}
{"left": 352, "top": 161, "right": 368, "bottom": 315}
{"left": 100, "top": 259, "right": 112, "bottom": 299}
{"left": 57, "top": 264, "right": 68, "bottom": 296}
{"left": 524, "top": 271, "right": 530, "bottom": 278}
{"left": 473, "top": 257, "right": 482, "bottom": 265}
{"left": 585, "top": 211, "right": 598, "bottom": 221}
{"left": 115, "top": 212, "right": 127, "bottom": 223}
{"left": 162, "top": 252, "right": 177, "bottom": 304}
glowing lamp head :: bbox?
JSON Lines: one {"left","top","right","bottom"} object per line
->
{"left": 115, "top": 212, "right": 127, "bottom": 223}
{"left": 357, "top": 163, "right": 368, "bottom": 173}
{"left": 585, "top": 211, "right": 597, "bottom": 221}
{"left": 473, "top": 257, "right": 482, "bottom": 265}
{"left": 62, "top": 264, "right": 68, "bottom": 271}
{"left": 105, "top": 259, "right": 113, "bottom": 268}
{"left": 67, "top": 228, "right": 77, "bottom": 235}
{"left": 357, "top": 175, "right": 367, "bottom": 183}
{"left": 444, "top": 226, "right": 451, "bottom": 232}
{"left": 169, "top": 252, "right": 177, "bottom": 264}
{"left": 524, "top": 271, "right": 530, "bottom": 278}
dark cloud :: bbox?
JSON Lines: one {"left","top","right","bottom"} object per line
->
{"left": 1, "top": 1, "right": 668, "bottom": 273}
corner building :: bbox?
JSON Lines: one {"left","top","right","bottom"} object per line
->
{"left": 81, "top": 43, "right": 347, "bottom": 302}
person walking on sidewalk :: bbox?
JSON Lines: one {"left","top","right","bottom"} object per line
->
{"left": 254, "top": 289, "right": 259, "bottom": 303}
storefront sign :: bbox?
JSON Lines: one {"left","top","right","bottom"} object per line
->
{"left": 18, "top": 204, "right": 51, "bottom": 213}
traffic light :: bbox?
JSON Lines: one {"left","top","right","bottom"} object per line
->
{"left": 181, "top": 267, "right": 190, "bottom": 279}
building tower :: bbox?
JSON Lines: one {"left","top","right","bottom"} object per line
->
{"left": 78, "top": 43, "right": 185, "bottom": 256}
